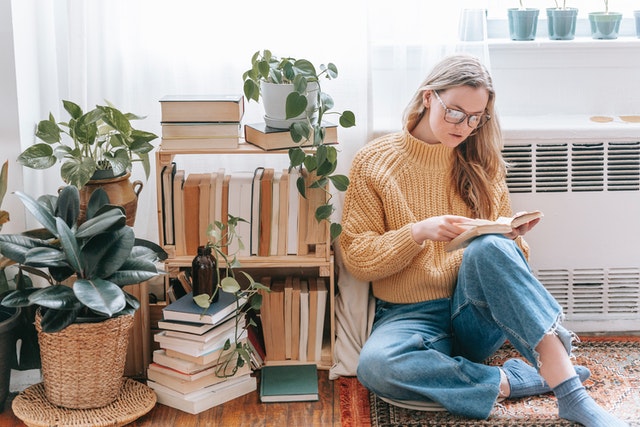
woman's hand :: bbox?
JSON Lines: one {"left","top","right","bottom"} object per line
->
{"left": 411, "top": 215, "right": 472, "bottom": 245}
{"left": 504, "top": 211, "right": 541, "bottom": 240}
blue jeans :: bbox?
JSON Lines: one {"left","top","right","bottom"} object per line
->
{"left": 356, "top": 234, "right": 574, "bottom": 419}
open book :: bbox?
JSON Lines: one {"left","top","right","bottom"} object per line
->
{"left": 444, "top": 210, "right": 543, "bottom": 252}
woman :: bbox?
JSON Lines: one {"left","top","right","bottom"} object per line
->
{"left": 339, "top": 54, "right": 626, "bottom": 426}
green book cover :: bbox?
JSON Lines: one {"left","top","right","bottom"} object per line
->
{"left": 259, "top": 364, "right": 319, "bottom": 402}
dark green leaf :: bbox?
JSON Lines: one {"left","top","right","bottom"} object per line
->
{"left": 35, "top": 119, "right": 62, "bottom": 144}
{"left": 14, "top": 191, "right": 58, "bottom": 234}
{"left": 29, "top": 285, "right": 77, "bottom": 310}
{"left": 290, "top": 122, "right": 310, "bottom": 143}
{"left": 0, "top": 288, "right": 39, "bottom": 307}
{"left": 81, "top": 226, "right": 134, "bottom": 279}
{"left": 40, "top": 307, "right": 82, "bottom": 333}
{"left": 60, "top": 157, "right": 97, "bottom": 189}
{"left": 55, "top": 185, "right": 80, "bottom": 228}
{"left": 285, "top": 92, "right": 307, "bottom": 119}
{"left": 107, "top": 270, "right": 159, "bottom": 287}
{"left": 56, "top": 217, "right": 83, "bottom": 274}
{"left": 330, "top": 222, "right": 343, "bottom": 242}
{"left": 339, "top": 110, "right": 357, "bottom": 128}
{"left": 76, "top": 208, "right": 126, "bottom": 239}
{"left": 86, "top": 188, "right": 110, "bottom": 220}
{"left": 329, "top": 174, "right": 350, "bottom": 191}
{"left": 296, "top": 175, "right": 307, "bottom": 199}
{"left": 288, "top": 148, "right": 305, "bottom": 167}
{"left": 0, "top": 235, "right": 56, "bottom": 264}
{"left": 98, "top": 105, "right": 132, "bottom": 137}
{"left": 24, "top": 247, "right": 68, "bottom": 268}
{"left": 326, "top": 63, "right": 338, "bottom": 79}
{"left": 74, "top": 278, "right": 126, "bottom": 316}
{"left": 315, "top": 204, "right": 334, "bottom": 221}
{"left": 243, "top": 80, "right": 259, "bottom": 103}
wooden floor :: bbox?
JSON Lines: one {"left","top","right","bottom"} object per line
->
{"left": 0, "top": 369, "right": 342, "bottom": 427}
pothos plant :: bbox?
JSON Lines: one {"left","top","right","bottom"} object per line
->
{"left": 243, "top": 50, "right": 356, "bottom": 241}
{"left": 192, "top": 215, "right": 268, "bottom": 377}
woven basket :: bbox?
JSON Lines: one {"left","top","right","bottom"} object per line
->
{"left": 35, "top": 311, "right": 134, "bottom": 409}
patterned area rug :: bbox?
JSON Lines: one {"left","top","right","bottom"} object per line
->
{"left": 338, "top": 336, "right": 640, "bottom": 426}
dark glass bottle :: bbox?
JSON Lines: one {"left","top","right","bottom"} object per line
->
{"left": 191, "top": 246, "right": 219, "bottom": 303}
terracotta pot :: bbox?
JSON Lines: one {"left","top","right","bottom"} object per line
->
{"left": 79, "top": 172, "right": 143, "bottom": 227}
{"left": 35, "top": 311, "right": 134, "bottom": 409}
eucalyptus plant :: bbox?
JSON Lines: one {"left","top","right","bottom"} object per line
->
{"left": 18, "top": 100, "right": 158, "bottom": 189}
{"left": 243, "top": 50, "right": 356, "bottom": 241}
{"left": 192, "top": 216, "right": 268, "bottom": 377}
{"left": 0, "top": 185, "right": 162, "bottom": 332}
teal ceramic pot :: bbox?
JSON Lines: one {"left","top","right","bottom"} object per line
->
{"left": 589, "top": 12, "right": 623, "bottom": 39}
{"left": 547, "top": 8, "right": 578, "bottom": 40}
{"left": 0, "top": 304, "right": 21, "bottom": 412}
{"left": 508, "top": 8, "right": 539, "bottom": 41}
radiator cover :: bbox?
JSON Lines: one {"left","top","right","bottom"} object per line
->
{"left": 504, "top": 139, "right": 640, "bottom": 332}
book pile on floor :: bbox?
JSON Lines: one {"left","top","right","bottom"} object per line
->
{"left": 159, "top": 94, "right": 244, "bottom": 150}
{"left": 147, "top": 291, "right": 264, "bottom": 414}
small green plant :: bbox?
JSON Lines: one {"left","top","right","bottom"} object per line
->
{"left": 18, "top": 100, "right": 158, "bottom": 189}
{"left": 191, "top": 215, "right": 268, "bottom": 377}
{"left": 553, "top": 0, "right": 568, "bottom": 8}
{"left": 242, "top": 50, "right": 356, "bottom": 241}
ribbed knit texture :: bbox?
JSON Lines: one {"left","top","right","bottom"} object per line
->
{"left": 339, "top": 131, "right": 528, "bottom": 303}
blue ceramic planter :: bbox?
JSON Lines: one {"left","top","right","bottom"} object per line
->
{"left": 547, "top": 8, "right": 578, "bottom": 40}
{"left": 508, "top": 8, "right": 539, "bottom": 41}
{"left": 589, "top": 12, "right": 623, "bottom": 39}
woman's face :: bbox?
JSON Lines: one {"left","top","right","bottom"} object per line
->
{"left": 423, "top": 85, "right": 489, "bottom": 148}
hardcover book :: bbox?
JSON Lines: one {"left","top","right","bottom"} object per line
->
{"left": 259, "top": 364, "right": 319, "bottom": 403}
{"left": 160, "top": 94, "right": 245, "bottom": 123}
{"left": 162, "top": 291, "right": 247, "bottom": 325}
{"left": 244, "top": 122, "right": 338, "bottom": 151}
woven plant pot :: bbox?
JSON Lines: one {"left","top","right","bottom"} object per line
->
{"left": 35, "top": 311, "right": 134, "bottom": 409}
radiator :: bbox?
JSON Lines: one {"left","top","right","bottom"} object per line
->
{"left": 503, "top": 139, "right": 640, "bottom": 333}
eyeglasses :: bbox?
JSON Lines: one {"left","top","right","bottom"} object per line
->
{"left": 432, "top": 90, "right": 490, "bottom": 129}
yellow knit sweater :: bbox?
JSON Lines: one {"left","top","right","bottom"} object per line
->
{"left": 339, "top": 130, "right": 528, "bottom": 303}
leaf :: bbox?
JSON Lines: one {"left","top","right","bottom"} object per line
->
{"left": 35, "top": 119, "right": 62, "bottom": 144}
{"left": 75, "top": 208, "right": 126, "bottom": 239}
{"left": 0, "top": 160, "right": 8, "bottom": 205}
{"left": 56, "top": 217, "right": 83, "bottom": 274}
{"left": 28, "top": 285, "right": 77, "bottom": 310}
{"left": 285, "top": 92, "right": 307, "bottom": 119}
{"left": 329, "top": 174, "right": 350, "bottom": 191}
{"left": 60, "top": 157, "right": 97, "bottom": 189}
{"left": 330, "top": 222, "right": 343, "bottom": 242}
{"left": 0, "top": 235, "right": 56, "bottom": 264}
{"left": 339, "top": 110, "right": 357, "bottom": 128}
{"left": 243, "top": 79, "right": 260, "bottom": 103}
{"left": 81, "top": 226, "right": 135, "bottom": 279}
{"left": 55, "top": 185, "right": 80, "bottom": 228}
{"left": 0, "top": 288, "right": 40, "bottom": 307}
{"left": 107, "top": 270, "right": 159, "bottom": 287}
{"left": 63, "top": 100, "right": 83, "bottom": 120}
{"left": 14, "top": 191, "right": 58, "bottom": 234}
{"left": 193, "top": 293, "right": 211, "bottom": 309}
{"left": 296, "top": 175, "right": 307, "bottom": 199}
{"left": 40, "top": 307, "right": 82, "bottom": 333}
{"left": 73, "top": 278, "right": 126, "bottom": 317}
{"left": 98, "top": 105, "right": 132, "bottom": 137}
{"left": 86, "top": 188, "right": 110, "bottom": 220}
{"left": 288, "top": 148, "right": 305, "bottom": 167}
{"left": 24, "top": 247, "right": 68, "bottom": 268}
{"left": 220, "top": 276, "right": 240, "bottom": 294}
{"left": 315, "top": 204, "right": 334, "bottom": 221}
{"left": 17, "top": 144, "right": 57, "bottom": 169}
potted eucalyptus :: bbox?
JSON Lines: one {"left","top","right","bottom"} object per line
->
{"left": 547, "top": 1, "right": 579, "bottom": 40}
{"left": 242, "top": 50, "right": 356, "bottom": 241}
{"left": 507, "top": 0, "right": 540, "bottom": 41}
{"left": 17, "top": 100, "right": 159, "bottom": 226}
{"left": 0, "top": 185, "right": 163, "bottom": 409}
{"left": 589, "top": 0, "right": 623, "bottom": 39}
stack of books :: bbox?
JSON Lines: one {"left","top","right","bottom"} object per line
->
{"left": 244, "top": 121, "right": 338, "bottom": 151}
{"left": 147, "top": 291, "right": 264, "bottom": 414}
{"left": 159, "top": 94, "right": 245, "bottom": 150}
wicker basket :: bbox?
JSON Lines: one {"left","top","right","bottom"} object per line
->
{"left": 35, "top": 311, "right": 134, "bottom": 409}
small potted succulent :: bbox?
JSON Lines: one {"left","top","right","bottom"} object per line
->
{"left": 242, "top": 50, "right": 356, "bottom": 240}
{"left": 0, "top": 185, "right": 163, "bottom": 408}
{"left": 17, "top": 100, "right": 159, "bottom": 225}
{"left": 589, "top": 0, "right": 623, "bottom": 39}
{"left": 508, "top": 0, "right": 540, "bottom": 41}
{"left": 547, "top": 1, "right": 579, "bottom": 40}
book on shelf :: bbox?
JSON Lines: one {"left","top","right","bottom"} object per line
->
{"left": 444, "top": 210, "right": 544, "bottom": 252}
{"left": 258, "top": 277, "right": 274, "bottom": 359}
{"left": 277, "top": 169, "right": 290, "bottom": 256}
{"left": 267, "top": 278, "right": 286, "bottom": 361}
{"left": 198, "top": 173, "right": 212, "bottom": 246}
{"left": 147, "top": 359, "right": 251, "bottom": 395}
{"left": 287, "top": 167, "right": 300, "bottom": 255}
{"left": 258, "top": 168, "right": 274, "bottom": 257}
{"left": 244, "top": 122, "right": 338, "bottom": 151}
{"left": 162, "top": 291, "right": 247, "bottom": 325}
{"left": 220, "top": 174, "right": 231, "bottom": 255}
{"left": 172, "top": 169, "right": 186, "bottom": 256}
{"left": 164, "top": 342, "right": 238, "bottom": 366}
{"left": 149, "top": 373, "right": 256, "bottom": 415}
{"left": 160, "top": 136, "right": 239, "bottom": 150}
{"left": 183, "top": 173, "right": 203, "bottom": 255}
{"left": 306, "top": 277, "right": 318, "bottom": 362}
{"left": 298, "top": 279, "right": 309, "bottom": 362}
{"left": 246, "top": 323, "right": 266, "bottom": 368}
{"left": 159, "top": 94, "right": 245, "bottom": 123}
{"left": 290, "top": 276, "right": 301, "bottom": 360}
{"left": 259, "top": 364, "right": 319, "bottom": 403}
{"left": 160, "top": 162, "right": 176, "bottom": 246}
{"left": 270, "top": 171, "right": 280, "bottom": 256}
{"left": 312, "top": 277, "right": 328, "bottom": 362}
{"left": 250, "top": 167, "right": 265, "bottom": 256}
{"left": 283, "top": 276, "right": 293, "bottom": 360}
{"left": 162, "top": 122, "right": 242, "bottom": 138}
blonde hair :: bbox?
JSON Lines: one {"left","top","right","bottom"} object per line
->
{"left": 402, "top": 54, "right": 506, "bottom": 219}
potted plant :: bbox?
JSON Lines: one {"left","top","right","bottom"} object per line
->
{"left": 0, "top": 185, "right": 163, "bottom": 409}
{"left": 589, "top": 0, "right": 623, "bottom": 39}
{"left": 508, "top": 0, "right": 540, "bottom": 41}
{"left": 17, "top": 100, "right": 159, "bottom": 226}
{"left": 0, "top": 160, "right": 21, "bottom": 413}
{"left": 547, "top": 1, "right": 579, "bottom": 40}
{"left": 242, "top": 50, "right": 356, "bottom": 241}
